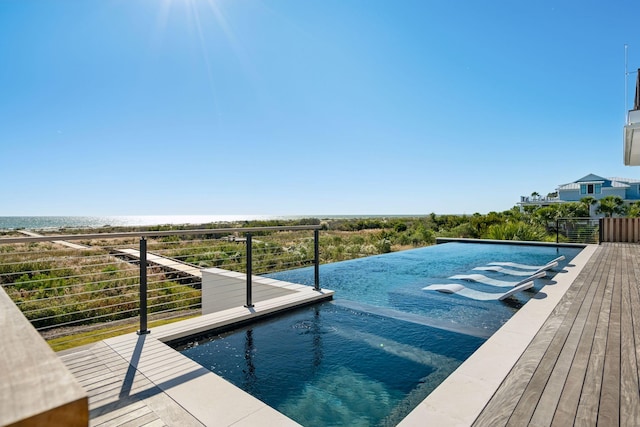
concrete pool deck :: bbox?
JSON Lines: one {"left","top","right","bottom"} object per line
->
{"left": 59, "top": 243, "right": 636, "bottom": 426}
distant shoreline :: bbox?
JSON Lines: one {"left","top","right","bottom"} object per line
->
{"left": 0, "top": 214, "right": 447, "bottom": 231}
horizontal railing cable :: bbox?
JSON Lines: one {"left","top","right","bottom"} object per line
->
{"left": 0, "top": 225, "right": 321, "bottom": 343}
{"left": 2, "top": 268, "right": 139, "bottom": 288}
{"left": 0, "top": 225, "right": 321, "bottom": 244}
{"left": 14, "top": 282, "right": 142, "bottom": 305}
{"left": 36, "top": 307, "right": 142, "bottom": 331}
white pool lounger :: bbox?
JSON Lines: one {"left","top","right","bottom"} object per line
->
{"left": 487, "top": 255, "right": 565, "bottom": 270}
{"left": 423, "top": 281, "right": 535, "bottom": 301}
{"left": 473, "top": 261, "right": 558, "bottom": 276}
{"left": 448, "top": 271, "right": 546, "bottom": 288}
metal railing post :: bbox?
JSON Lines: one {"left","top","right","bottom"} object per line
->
{"left": 245, "top": 232, "right": 254, "bottom": 308}
{"left": 599, "top": 218, "right": 604, "bottom": 244}
{"left": 556, "top": 218, "right": 559, "bottom": 244}
{"left": 314, "top": 229, "right": 320, "bottom": 291}
{"left": 138, "top": 237, "right": 149, "bottom": 335}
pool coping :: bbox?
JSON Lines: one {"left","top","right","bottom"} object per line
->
{"left": 153, "top": 281, "right": 334, "bottom": 344}
{"left": 397, "top": 244, "right": 598, "bottom": 426}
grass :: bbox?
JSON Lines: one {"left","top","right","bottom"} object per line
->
{"left": 48, "top": 313, "right": 198, "bottom": 352}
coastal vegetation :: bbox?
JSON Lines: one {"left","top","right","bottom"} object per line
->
{"left": 0, "top": 242, "right": 200, "bottom": 331}
{"left": 0, "top": 204, "right": 613, "bottom": 349}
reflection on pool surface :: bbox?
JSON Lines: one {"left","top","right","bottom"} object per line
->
{"left": 176, "top": 242, "right": 582, "bottom": 426}
{"left": 176, "top": 302, "right": 485, "bottom": 426}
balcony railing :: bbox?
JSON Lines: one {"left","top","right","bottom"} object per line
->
{"left": 519, "top": 196, "right": 560, "bottom": 203}
{"left": 0, "top": 225, "right": 321, "bottom": 348}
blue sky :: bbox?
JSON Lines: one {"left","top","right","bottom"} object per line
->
{"left": 1, "top": 0, "right": 639, "bottom": 216}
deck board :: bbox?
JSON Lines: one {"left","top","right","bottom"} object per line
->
{"left": 628, "top": 246, "right": 640, "bottom": 427}
{"left": 527, "top": 254, "right": 600, "bottom": 426}
{"left": 550, "top": 246, "right": 609, "bottom": 426}
{"left": 598, "top": 248, "right": 621, "bottom": 427}
{"left": 475, "top": 243, "right": 640, "bottom": 426}
{"left": 504, "top": 261, "right": 590, "bottom": 426}
{"left": 619, "top": 245, "right": 640, "bottom": 426}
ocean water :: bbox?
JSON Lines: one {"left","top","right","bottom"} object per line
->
{"left": 0, "top": 215, "right": 422, "bottom": 230}
{"left": 0, "top": 215, "right": 282, "bottom": 230}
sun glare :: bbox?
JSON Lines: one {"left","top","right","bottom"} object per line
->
{"left": 152, "top": 0, "right": 255, "bottom": 104}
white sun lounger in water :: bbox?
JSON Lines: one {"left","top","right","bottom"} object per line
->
{"left": 473, "top": 261, "right": 558, "bottom": 276}
{"left": 448, "top": 271, "right": 546, "bottom": 288}
{"left": 423, "top": 281, "right": 534, "bottom": 301}
{"left": 487, "top": 255, "right": 565, "bottom": 270}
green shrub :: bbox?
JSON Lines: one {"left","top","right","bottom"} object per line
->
{"left": 483, "top": 222, "right": 548, "bottom": 241}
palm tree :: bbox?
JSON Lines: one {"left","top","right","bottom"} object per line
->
{"left": 580, "top": 196, "right": 597, "bottom": 217}
{"left": 531, "top": 191, "right": 540, "bottom": 201}
{"left": 595, "top": 196, "right": 627, "bottom": 218}
{"left": 628, "top": 201, "right": 640, "bottom": 217}
{"left": 560, "top": 202, "right": 590, "bottom": 218}
{"left": 533, "top": 206, "right": 560, "bottom": 229}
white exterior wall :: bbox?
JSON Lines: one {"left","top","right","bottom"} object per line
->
{"left": 201, "top": 268, "right": 300, "bottom": 315}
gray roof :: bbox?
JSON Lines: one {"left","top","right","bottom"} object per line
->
{"left": 575, "top": 173, "right": 608, "bottom": 183}
{"left": 557, "top": 176, "right": 639, "bottom": 191}
{"left": 608, "top": 176, "right": 640, "bottom": 184}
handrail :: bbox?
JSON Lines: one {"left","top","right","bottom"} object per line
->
{"left": 0, "top": 225, "right": 322, "bottom": 337}
{"left": 0, "top": 225, "right": 322, "bottom": 244}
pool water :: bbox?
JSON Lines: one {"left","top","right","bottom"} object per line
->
{"left": 176, "top": 302, "right": 485, "bottom": 426}
{"left": 176, "top": 242, "right": 582, "bottom": 426}
{"left": 268, "top": 242, "right": 581, "bottom": 335}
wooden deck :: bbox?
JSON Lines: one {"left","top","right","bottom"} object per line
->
{"left": 474, "top": 243, "right": 640, "bottom": 426}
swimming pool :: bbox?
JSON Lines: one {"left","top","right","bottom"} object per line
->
{"left": 175, "top": 242, "right": 582, "bottom": 426}
{"left": 176, "top": 302, "right": 485, "bottom": 426}
{"left": 268, "top": 242, "right": 581, "bottom": 335}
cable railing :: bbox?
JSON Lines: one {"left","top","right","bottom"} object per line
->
{"left": 555, "top": 218, "right": 600, "bottom": 244}
{"left": 0, "top": 225, "right": 321, "bottom": 348}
